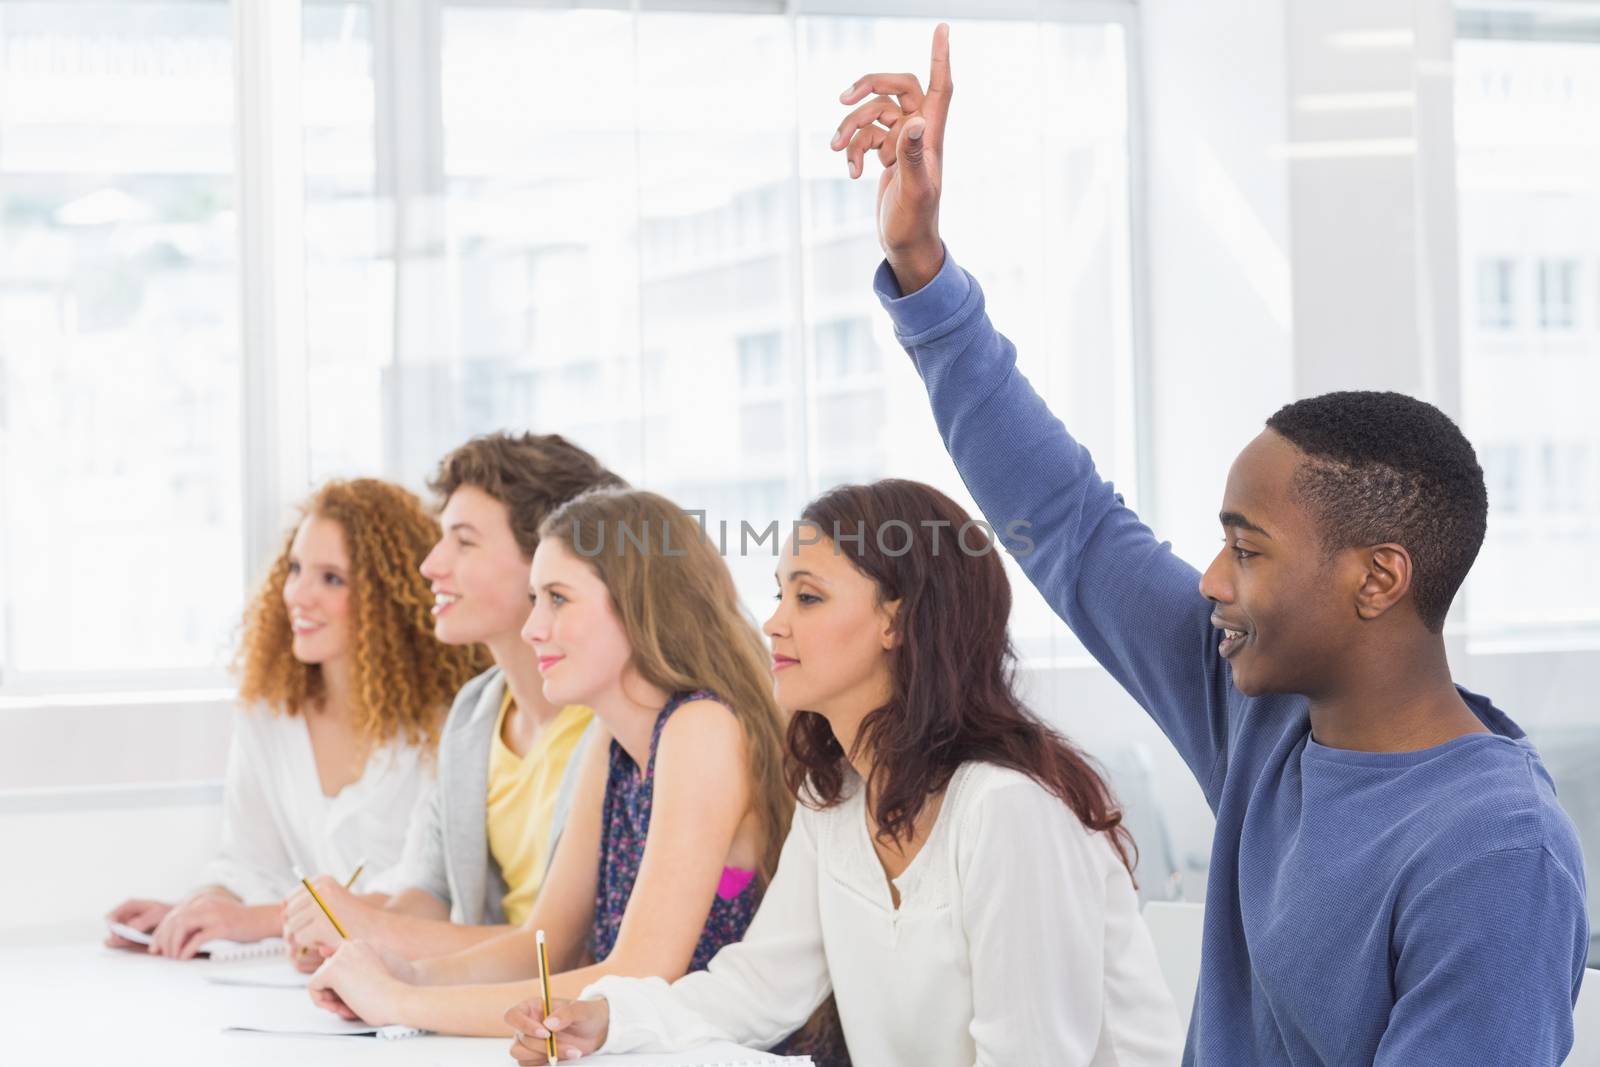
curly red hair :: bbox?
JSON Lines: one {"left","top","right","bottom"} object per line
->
{"left": 233, "top": 479, "right": 490, "bottom": 751}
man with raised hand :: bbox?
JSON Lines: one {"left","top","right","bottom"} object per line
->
{"left": 835, "top": 23, "right": 1588, "bottom": 1066}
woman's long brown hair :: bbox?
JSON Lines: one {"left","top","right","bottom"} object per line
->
{"left": 784, "top": 479, "right": 1136, "bottom": 876}
{"left": 539, "top": 488, "right": 792, "bottom": 885}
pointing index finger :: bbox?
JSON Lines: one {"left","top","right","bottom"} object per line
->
{"left": 928, "top": 23, "right": 952, "bottom": 96}
{"left": 919, "top": 23, "right": 953, "bottom": 153}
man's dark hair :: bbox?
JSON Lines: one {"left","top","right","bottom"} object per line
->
{"left": 1265, "top": 390, "right": 1487, "bottom": 633}
{"left": 428, "top": 432, "right": 626, "bottom": 559}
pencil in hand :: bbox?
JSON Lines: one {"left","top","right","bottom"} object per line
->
{"left": 343, "top": 858, "right": 367, "bottom": 890}
{"left": 537, "top": 929, "right": 557, "bottom": 1062}
{"left": 294, "top": 865, "right": 350, "bottom": 940}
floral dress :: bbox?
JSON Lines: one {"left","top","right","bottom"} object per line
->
{"left": 593, "top": 689, "right": 760, "bottom": 970}
{"left": 592, "top": 690, "right": 851, "bottom": 1067}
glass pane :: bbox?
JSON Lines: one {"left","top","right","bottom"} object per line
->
{"left": 1455, "top": 37, "right": 1600, "bottom": 643}
{"left": 432, "top": 6, "right": 643, "bottom": 489}
{"left": 302, "top": 1, "right": 386, "bottom": 482}
{"left": 796, "top": 16, "right": 1134, "bottom": 662}
{"left": 0, "top": 2, "right": 240, "bottom": 680}
{"left": 378, "top": 8, "right": 1135, "bottom": 655}
{"left": 634, "top": 12, "right": 805, "bottom": 620}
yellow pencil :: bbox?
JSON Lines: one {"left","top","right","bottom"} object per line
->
{"left": 343, "top": 858, "right": 367, "bottom": 890}
{"left": 537, "top": 929, "right": 557, "bottom": 1062}
{"left": 294, "top": 865, "right": 350, "bottom": 940}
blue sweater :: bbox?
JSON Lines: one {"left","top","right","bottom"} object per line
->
{"left": 875, "top": 251, "right": 1590, "bottom": 1066}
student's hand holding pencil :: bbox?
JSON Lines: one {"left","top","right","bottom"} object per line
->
{"left": 505, "top": 996, "right": 610, "bottom": 1065}
{"left": 283, "top": 874, "right": 372, "bottom": 971}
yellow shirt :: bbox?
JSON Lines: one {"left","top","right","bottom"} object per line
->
{"left": 485, "top": 690, "right": 593, "bottom": 926}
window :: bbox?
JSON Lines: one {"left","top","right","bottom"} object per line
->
{"left": 736, "top": 332, "right": 784, "bottom": 393}
{"left": 813, "top": 318, "right": 879, "bottom": 384}
{"left": 1537, "top": 257, "right": 1578, "bottom": 330}
{"left": 0, "top": 1, "right": 1139, "bottom": 709}
{"left": 0, "top": 2, "right": 241, "bottom": 687}
{"left": 1455, "top": 34, "right": 1600, "bottom": 644}
{"left": 341, "top": 6, "right": 1139, "bottom": 661}
{"left": 302, "top": 1, "right": 383, "bottom": 482}
{"left": 1475, "top": 257, "right": 1516, "bottom": 330}
{"left": 1478, "top": 443, "right": 1523, "bottom": 515}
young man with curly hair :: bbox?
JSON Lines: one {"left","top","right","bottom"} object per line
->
{"left": 283, "top": 433, "right": 626, "bottom": 966}
{"left": 827, "top": 25, "right": 1589, "bottom": 1065}
{"left": 106, "top": 479, "right": 489, "bottom": 958}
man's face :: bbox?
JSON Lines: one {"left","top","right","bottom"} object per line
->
{"left": 1198, "top": 430, "right": 1364, "bottom": 699}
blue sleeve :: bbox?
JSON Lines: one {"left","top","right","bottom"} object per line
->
{"left": 1376, "top": 846, "right": 1589, "bottom": 1066}
{"left": 875, "top": 251, "right": 1234, "bottom": 802}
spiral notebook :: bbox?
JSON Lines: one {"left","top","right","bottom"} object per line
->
{"left": 224, "top": 1019, "right": 424, "bottom": 1040}
{"left": 213, "top": 984, "right": 425, "bottom": 1040}
{"left": 107, "top": 921, "right": 287, "bottom": 963}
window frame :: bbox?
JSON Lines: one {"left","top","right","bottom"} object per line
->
{"left": 0, "top": 0, "right": 1150, "bottom": 702}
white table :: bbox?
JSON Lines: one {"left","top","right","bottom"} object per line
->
{"left": 0, "top": 940, "right": 797, "bottom": 1066}
{"left": 0, "top": 941, "right": 513, "bottom": 1066}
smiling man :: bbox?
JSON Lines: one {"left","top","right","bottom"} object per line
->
{"left": 835, "top": 24, "right": 1590, "bottom": 1067}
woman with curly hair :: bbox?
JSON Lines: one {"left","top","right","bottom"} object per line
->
{"left": 104, "top": 479, "right": 489, "bottom": 959}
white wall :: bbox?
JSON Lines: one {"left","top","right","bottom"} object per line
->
{"left": 0, "top": 785, "right": 222, "bottom": 944}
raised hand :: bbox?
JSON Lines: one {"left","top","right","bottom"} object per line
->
{"left": 506, "top": 996, "right": 610, "bottom": 1064}
{"left": 831, "top": 23, "right": 953, "bottom": 294}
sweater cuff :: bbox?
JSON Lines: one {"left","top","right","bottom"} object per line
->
{"left": 581, "top": 975, "right": 658, "bottom": 1054}
{"left": 872, "top": 243, "right": 973, "bottom": 340}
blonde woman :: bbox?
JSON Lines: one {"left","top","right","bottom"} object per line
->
{"left": 305, "top": 489, "right": 837, "bottom": 1061}
{"left": 105, "top": 479, "right": 488, "bottom": 958}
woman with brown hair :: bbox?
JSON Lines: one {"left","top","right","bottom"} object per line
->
{"left": 506, "top": 480, "right": 1183, "bottom": 1065}
{"left": 305, "top": 488, "right": 828, "bottom": 1060}
{"left": 104, "top": 479, "right": 488, "bottom": 959}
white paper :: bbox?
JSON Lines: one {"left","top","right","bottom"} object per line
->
{"left": 567, "top": 1045, "right": 811, "bottom": 1065}
{"left": 206, "top": 971, "right": 311, "bottom": 989}
{"left": 213, "top": 985, "right": 422, "bottom": 1039}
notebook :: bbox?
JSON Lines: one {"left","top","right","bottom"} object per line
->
{"left": 107, "top": 921, "right": 288, "bottom": 963}
{"left": 566, "top": 1047, "right": 813, "bottom": 1065}
{"left": 225, "top": 1021, "right": 423, "bottom": 1040}
{"left": 213, "top": 985, "right": 424, "bottom": 1040}
{"left": 206, "top": 971, "right": 311, "bottom": 989}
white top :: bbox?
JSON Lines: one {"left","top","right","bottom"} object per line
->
{"left": 200, "top": 706, "right": 434, "bottom": 903}
{"left": 585, "top": 761, "right": 1185, "bottom": 1067}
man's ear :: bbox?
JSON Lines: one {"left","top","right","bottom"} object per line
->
{"left": 879, "top": 597, "right": 902, "bottom": 650}
{"left": 1353, "top": 543, "right": 1413, "bottom": 621}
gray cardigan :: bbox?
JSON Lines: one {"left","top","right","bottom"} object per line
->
{"left": 373, "top": 666, "right": 592, "bottom": 924}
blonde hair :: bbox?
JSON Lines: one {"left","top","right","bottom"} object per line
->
{"left": 540, "top": 488, "right": 792, "bottom": 884}
{"left": 234, "top": 478, "right": 490, "bottom": 750}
